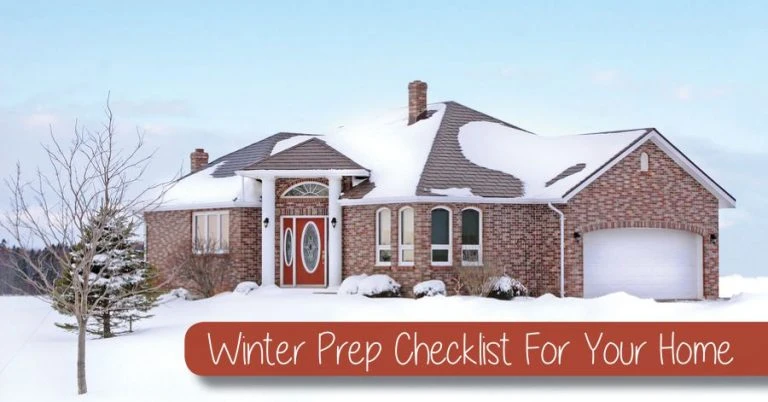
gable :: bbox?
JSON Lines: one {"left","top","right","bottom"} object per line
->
{"left": 563, "top": 130, "right": 736, "bottom": 208}
{"left": 244, "top": 138, "right": 368, "bottom": 171}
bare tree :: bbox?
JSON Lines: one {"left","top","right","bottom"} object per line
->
{"left": 0, "top": 98, "right": 172, "bottom": 395}
{"left": 177, "top": 238, "right": 234, "bottom": 298}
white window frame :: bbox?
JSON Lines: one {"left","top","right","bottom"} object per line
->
{"left": 461, "top": 207, "right": 482, "bottom": 266}
{"left": 281, "top": 181, "right": 329, "bottom": 198}
{"left": 375, "top": 207, "right": 392, "bottom": 266}
{"left": 398, "top": 206, "right": 415, "bottom": 267}
{"left": 192, "top": 210, "right": 229, "bottom": 254}
{"left": 430, "top": 206, "right": 452, "bottom": 266}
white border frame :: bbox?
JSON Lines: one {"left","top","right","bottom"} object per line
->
{"left": 375, "top": 207, "right": 392, "bottom": 266}
{"left": 460, "top": 207, "right": 482, "bottom": 266}
{"left": 398, "top": 206, "right": 415, "bottom": 267}
{"left": 430, "top": 206, "right": 452, "bottom": 266}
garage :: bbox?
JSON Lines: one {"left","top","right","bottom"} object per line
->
{"left": 583, "top": 228, "right": 703, "bottom": 299}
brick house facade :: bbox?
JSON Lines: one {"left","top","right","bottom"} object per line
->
{"left": 144, "top": 81, "right": 734, "bottom": 300}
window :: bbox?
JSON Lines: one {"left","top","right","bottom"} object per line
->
{"left": 431, "top": 207, "right": 452, "bottom": 265}
{"left": 640, "top": 152, "right": 649, "bottom": 172}
{"left": 192, "top": 211, "right": 229, "bottom": 253}
{"left": 398, "top": 207, "right": 415, "bottom": 266}
{"left": 461, "top": 208, "right": 482, "bottom": 265}
{"left": 375, "top": 208, "right": 391, "bottom": 265}
{"left": 282, "top": 182, "right": 329, "bottom": 197}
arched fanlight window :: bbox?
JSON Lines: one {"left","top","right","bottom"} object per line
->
{"left": 282, "top": 182, "right": 329, "bottom": 197}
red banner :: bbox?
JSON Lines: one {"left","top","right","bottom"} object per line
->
{"left": 184, "top": 322, "right": 768, "bottom": 376}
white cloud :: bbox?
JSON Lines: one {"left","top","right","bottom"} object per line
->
{"left": 20, "top": 112, "right": 60, "bottom": 129}
{"left": 112, "top": 99, "right": 194, "bottom": 118}
{"left": 591, "top": 69, "right": 620, "bottom": 85}
{"left": 674, "top": 85, "right": 693, "bottom": 101}
{"left": 720, "top": 208, "right": 750, "bottom": 230}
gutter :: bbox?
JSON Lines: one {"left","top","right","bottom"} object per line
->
{"left": 547, "top": 203, "right": 565, "bottom": 298}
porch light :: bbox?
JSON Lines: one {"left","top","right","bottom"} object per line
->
{"left": 710, "top": 233, "right": 718, "bottom": 245}
{"left": 263, "top": 217, "right": 269, "bottom": 229}
{"left": 331, "top": 217, "right": 337, "bottom": 228}
{"left": 573, "top": 231, "right": 582, "bottom": 242}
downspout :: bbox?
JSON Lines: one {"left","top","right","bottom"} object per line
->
{"left": 547, "top": 203, "right": 565, "bottom": 298}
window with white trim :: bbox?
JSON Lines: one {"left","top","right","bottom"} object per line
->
{"left": 282, "top": 182, "right": 329, "bottom": 197}
{"left": 192, "top": 211, "right": 229, "bottom": 253}
{"left": 398, "top": 207, "right": 415, "bottom": 266}
{"left": 461, "top": 208, "right": 482, "bottom": 265}
{"left": 375, "top": 208, "right": 392, "bottom": 265}
{"left": 431, "top": 207, "right": 452, "bottom": 265}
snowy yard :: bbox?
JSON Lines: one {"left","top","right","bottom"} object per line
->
{"left": 1, "top": 275, "right": 768, "bottom": 401}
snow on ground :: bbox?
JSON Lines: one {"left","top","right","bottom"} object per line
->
{"left": 2, "top": 276, "right": 768, "bottom": 402}
{"left": 720, "top": 274, "right": 768, "bottom": 298}
{"left": 458, "top": 123, "right": 648, "bottom": 198}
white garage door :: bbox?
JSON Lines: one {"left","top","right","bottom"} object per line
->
{"left": 583, "top": 228, "right": 702, "bottom": 299}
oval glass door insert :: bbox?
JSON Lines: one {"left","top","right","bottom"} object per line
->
{"left": 301, "top": 222, "right": 320, "bottom": 273}
{"left": 284, "top": 228, "right": 293, "bottom": 266}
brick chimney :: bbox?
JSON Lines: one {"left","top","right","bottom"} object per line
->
{"left": 408, "top": 80, "right": 428, "bottom": 125}
{"left": 190, "top": 148, "right": 209, "bottom": 173}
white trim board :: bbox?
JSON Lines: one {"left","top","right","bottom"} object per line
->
{"left": 235, "top": 169, "right": 370, "bottom": 179}
{"left": 147, "top": 201, "right": 262, "bottom": 212}
{"left": 339, "top": 196, "right": 563, "bottom": 206}
{"left": 562, "top": 130, "right": 736, "bottom": 209}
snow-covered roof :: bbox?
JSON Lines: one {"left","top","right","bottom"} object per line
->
{"left": 151, "top": 100, "right": 734, "bottom": 211}
{"left": 324, "top": 103, "right": 447, "bottom": 199}
{"left": 155, "top": 132, "right": 315, "bottom": 210}
{"left": 458, "top": 123, "right": 650, "bottom": 199}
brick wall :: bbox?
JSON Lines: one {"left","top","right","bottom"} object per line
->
{"left": 146, "top": 140, "right": 720, "bottom": 299}
{"left": 342, "top": 203, "right": 561, "bottom": 296}
{"left": 341, "top": 141, "right": 720, "bottom": 299}
{"left": 562, "top": 141, "right": 719, "bottom": 298}
{"left": 144, "top": 206, "right": 262, "bottom": 292}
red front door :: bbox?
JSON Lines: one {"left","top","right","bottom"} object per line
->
{"left": 281, "top": 216, "right": 327, "bottom": 287}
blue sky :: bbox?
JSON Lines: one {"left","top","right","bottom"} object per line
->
{"left": 1, "top": 1, "right": 766, "bottom": 275}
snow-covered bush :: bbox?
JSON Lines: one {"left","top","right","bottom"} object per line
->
{"left": 413, "top": 279, "right": 446, "bottom": 298}
{"left": 338, "top": 274, "right": 368, "bottom": 295}
{"left": 357, "top": 274, "right": 401, "bottom": 298}
{"left": 157, "top": 288, "right": 192, "bottom": 304}
{"left": 486, "top": 275, "right": 528, "bottom": 300}
{"left": 233, "top": 281, "right": 259, "bottom": 295}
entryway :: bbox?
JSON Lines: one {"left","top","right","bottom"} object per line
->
{"left": 281, "top": 216, "right": 328, "bottom": 287}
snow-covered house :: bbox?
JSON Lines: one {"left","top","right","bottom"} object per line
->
{"left": 144, "top": 81, "right": 735, "bottom": 299}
